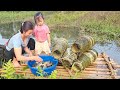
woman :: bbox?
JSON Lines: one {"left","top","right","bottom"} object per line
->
{"left": 4, "top": 21, "right": 43, "bottom": 67}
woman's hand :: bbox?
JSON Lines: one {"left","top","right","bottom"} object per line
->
{"left": 29, "top": 52, "right": 33, "bottom": 57}
{"left": 34, "top": 56, "right": 43, "bottom": 62}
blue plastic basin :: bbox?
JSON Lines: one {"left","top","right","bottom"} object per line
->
{"left": 27, "top": 55, "right": 58, "bottom": 76}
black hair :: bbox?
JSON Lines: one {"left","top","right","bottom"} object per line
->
{"left": 34, "top": 12, "right": 44, "bottom": 24}
{"left": 20, "top": 21, "right": 34, "bottom": 33}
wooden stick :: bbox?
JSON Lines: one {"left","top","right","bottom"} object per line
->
{"left": 96, "top": 58, "right": 105, "bottom": 61}
{"left": 56, "top": 66, "right": 65, "bottom": 69}
{"left": 60, "top": 61, "right": 74, "bottom": 77}
{"left": 102, "top": 52, "right": 117, "bottom": 79}
{"left": 92, "top": 62, "right": 107, "bottom": 65}
{"left": 85, "top": 68, "right": 110, "bottom": 72}
{"left": 82, "top": 71, "right": 111, "bottom": 75}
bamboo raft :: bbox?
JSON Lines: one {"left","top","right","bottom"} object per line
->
{"left": 0, "top": 53, "right": 120, "bottom": 79}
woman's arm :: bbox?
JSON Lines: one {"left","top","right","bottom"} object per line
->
{"left": 14, "top": 47, "right": 42, "bottom": 62}
{"left": 24, "top": 46, "right": 33, "bottom": 56}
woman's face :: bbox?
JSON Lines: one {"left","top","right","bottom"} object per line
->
{"left": 23, "top": 30, "right": 33, "bottom": 38}
{"left": 36, "top": 17, "right": 44, "bottom": 26}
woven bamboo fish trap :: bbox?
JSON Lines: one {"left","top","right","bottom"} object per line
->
{"left": 71, "top": 36, "right": 95, "bottom": 53}
{"left": 71, "top": 49, "right": 98, "bottom": 72}
{"left": 60, "top": 48, "right": 77, "bottom": 69}
{"left": 51, "top": 38, "right": 68, "bottom": 59}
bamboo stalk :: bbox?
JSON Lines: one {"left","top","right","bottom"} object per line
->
{"left": 81, "top": 73, "right": 110, "bottom": 77}
{"left": 82, "top": 71, "right": 111, "bottom": 75}
{"left": 56, "top": 66, "right": 65, "bottom": 69}
{"left": 96, "top": 58, "right": 105, "bottom": 61}
{"left": 85, "top": 68, "right": 110, "bottom": 72}
{"left": 56, "top": 71, "right": 69, "bottom": 74}
{"left": 102, "top": 53, "right": 117, "bottom": 79}
{"left": 56, "top": 69, "right": 68, "bottom": 72}
{"left": 92, "top": 62, "right": 107, "bottom": 65}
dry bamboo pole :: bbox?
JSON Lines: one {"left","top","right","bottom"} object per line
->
{"left": 102, "top": 53, "right": 117, "bottom": 79}
{"left": 85, "top": 68, "right": 110, "bottom": 72}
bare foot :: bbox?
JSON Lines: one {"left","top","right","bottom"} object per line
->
{"left": 12, "top": 59, "right": 21, "bottom": 68}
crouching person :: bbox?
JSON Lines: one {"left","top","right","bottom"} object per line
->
{"left": 4, "top": 21, "right": 43, "bottom": 67}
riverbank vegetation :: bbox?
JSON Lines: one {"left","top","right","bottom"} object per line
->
{"left": 0, "top": 11, "right": 120, "bottom": 43}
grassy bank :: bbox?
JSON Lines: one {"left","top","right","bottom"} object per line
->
{"left": 0, "top": 11, "right": 88, "bottom": 25}
{"left": 74, "top": 11, "right": 120, "bottom": 43}
{"left": 0, "top": 11, "right": 36, "bottom": 24}
{"left": 0, "top": 11, "right": 120, "bottom": 42}
{"left": 46, "top": 11, "right": 120, "bottom": 43}
{"left": 0, "top": 11, "right": 57, "bottom": 24}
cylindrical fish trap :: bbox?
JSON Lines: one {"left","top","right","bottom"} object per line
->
{"left": 71, "top": 49, "right": 98, "bottom": 72}
{"left": 61, "top": 50, "right": 78, "bottom": 68}
{"left": 71, "top": 36, "right": 95, "bottom": 53}
{"left": 51, "top": 38, "right": 68, "bottom": 59}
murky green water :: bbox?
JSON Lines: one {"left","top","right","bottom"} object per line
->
{"left": 0, "top": 22, "right": 120, "bottom": 65}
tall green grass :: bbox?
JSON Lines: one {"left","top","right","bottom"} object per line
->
{"left": 73, "top": 11, "right": 120, "bottom": 42}
{"left": 0, "top": 11, "right": 120, "bottom": 42}
{"left": 0, "top": 11, "right": 57, "bottom": 24}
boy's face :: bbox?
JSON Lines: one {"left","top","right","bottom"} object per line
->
{"left": 36, "top": 17, "right": 44, "bottom": 26}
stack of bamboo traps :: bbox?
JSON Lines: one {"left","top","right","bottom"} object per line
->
{"left": 51, "top": 36, "right": 120, "bottom": 79}
{"left": 71, "top": 36, "right": 98, "bottom": 73}
{"left": 51, "top": 36, "right": 98, "bottom": 72}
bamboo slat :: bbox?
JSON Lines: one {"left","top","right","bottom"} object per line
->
{"left": 0, "top": 53, "right": 120, "bottom": 79}
{"left": 85, "top": 68, "right": 110, "bottom": 72}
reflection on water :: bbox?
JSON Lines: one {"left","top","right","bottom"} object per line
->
{"left": 0, "top": 23, "right": 120, "bottom": 65}
{"left": 51, "top": 27, "right": 80, "bottom": 45}
{"left": 0, "top": 33, "right": 2, "bottom": 40}
{"left": 93, "top": 41, "right": 120, "bottom": 64}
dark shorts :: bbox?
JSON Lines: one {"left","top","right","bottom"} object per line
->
{"left": 4, "top": 38, "right": 35, "bottom": 62}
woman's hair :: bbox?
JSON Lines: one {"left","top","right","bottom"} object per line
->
{"left": 34, "top": 12, "right": 44, "bottom": 24}
{"left": 20, "top": 21, "right": 34, "bottom": 33}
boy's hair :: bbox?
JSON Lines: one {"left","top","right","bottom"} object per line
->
{"left": 20, "top": 21, "right": 34, "bottom": 33}
{"left": 34, "top": 12, "right": 44, "bottom": 24}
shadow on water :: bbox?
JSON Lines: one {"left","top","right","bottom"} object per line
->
{"left": 0, "top": 23, "right": 120, "bottom": 65}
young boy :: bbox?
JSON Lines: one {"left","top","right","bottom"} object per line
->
{"left": 33, "top": 12, "right": 51, "bottom": 55}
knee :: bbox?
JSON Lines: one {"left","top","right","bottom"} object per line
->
{"left": 28, "top": 38, "right": 35, "bottom": 50}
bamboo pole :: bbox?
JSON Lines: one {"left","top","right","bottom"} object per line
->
{"left": 85, "top": 68, "right": 110, "bottom": 72}
{"left": 102, "top": 52, "right": 117, "bottom": 79}
{"left": 82, "top": 71, "right": 111, "bottom": 75}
